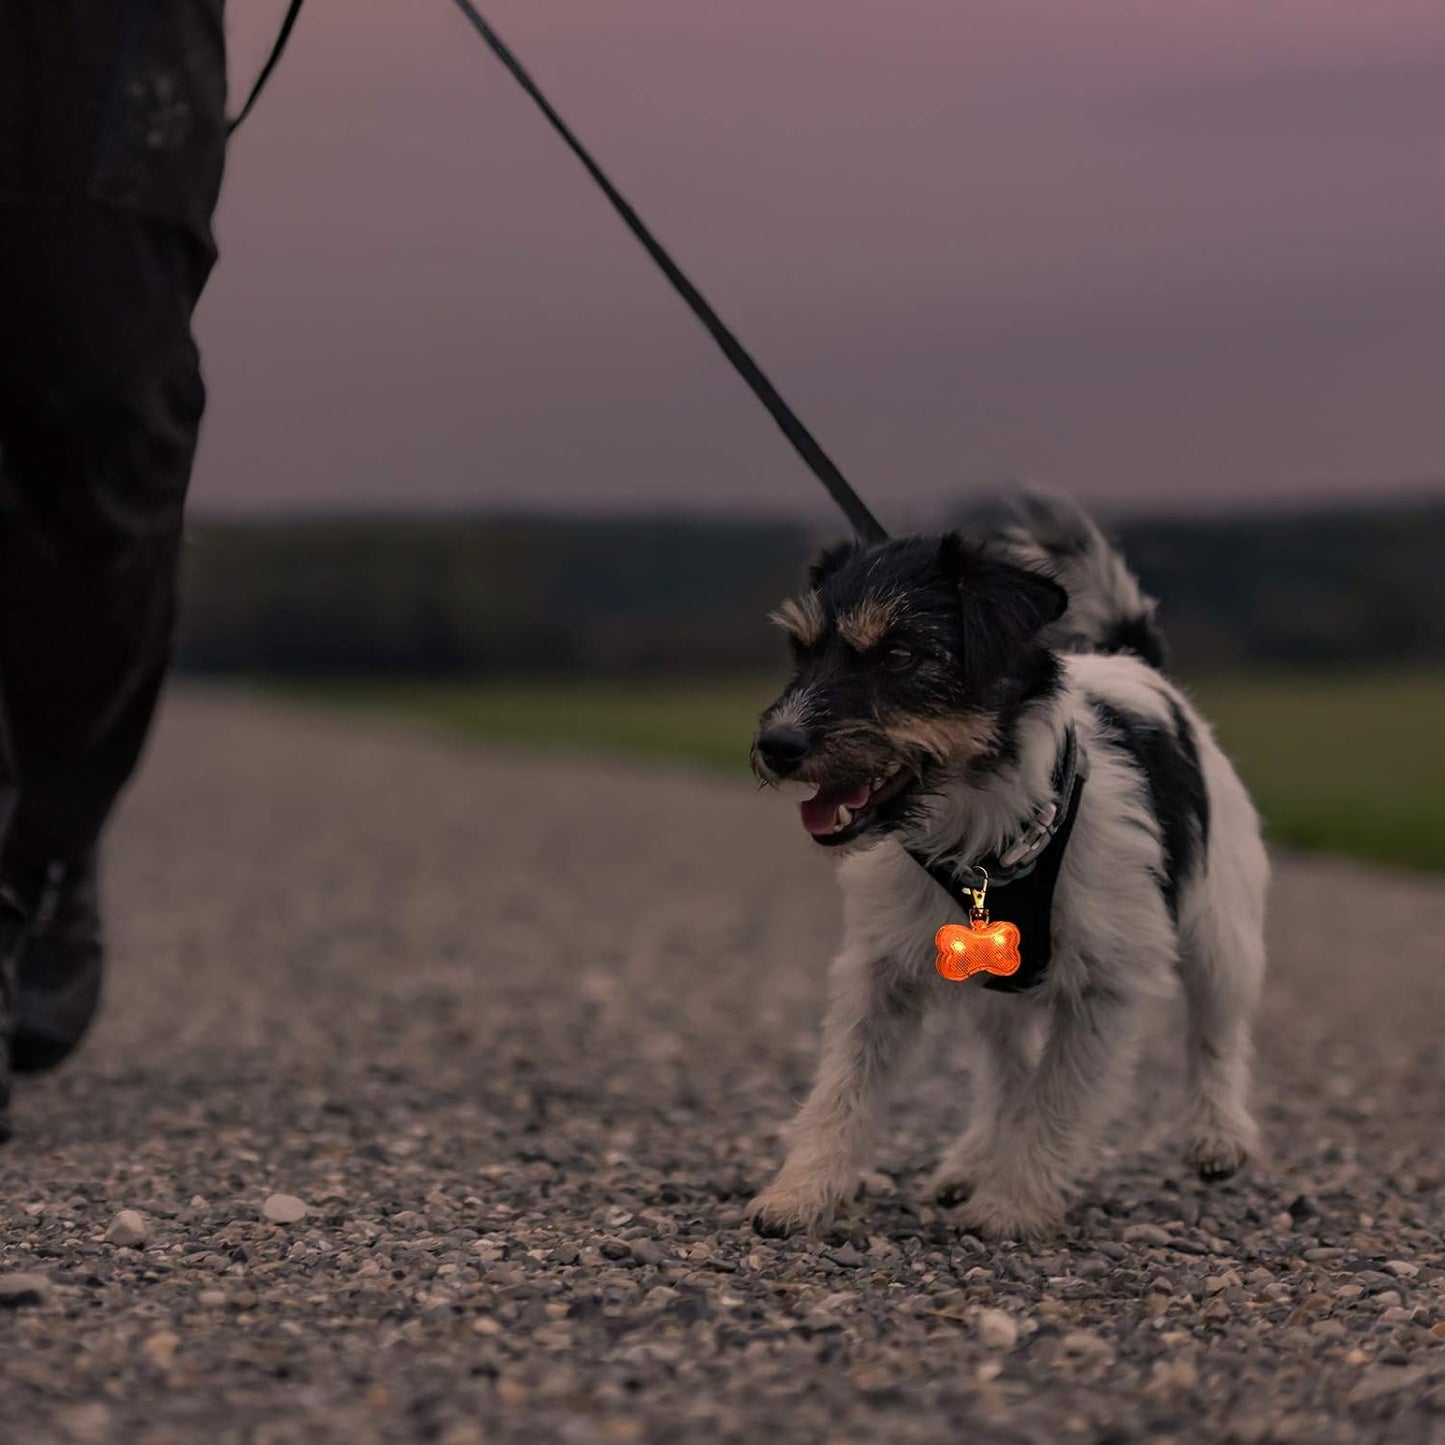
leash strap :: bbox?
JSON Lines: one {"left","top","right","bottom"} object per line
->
{"left": 446, "top": 0, "right": 890, "bottom": 546}
{"left": 228, "top": 0, "right": 308, "bottom": 137}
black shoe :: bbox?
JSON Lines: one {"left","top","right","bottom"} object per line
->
{"left": 0, "top": 886, "right": 30, "bottom": 1144}
{"left": 8, "top": 854, "right": 104, "bottom": 1076}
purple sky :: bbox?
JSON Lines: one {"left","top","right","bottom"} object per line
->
{"left": 203, "top": 0, "right": 1445, "bottom": 524}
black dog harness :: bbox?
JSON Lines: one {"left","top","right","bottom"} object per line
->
{"left": 906, "top": 728, "right": 1088, "bottom": 994}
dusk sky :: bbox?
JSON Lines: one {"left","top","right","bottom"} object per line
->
{"left": 205, "top": 1, "right": 1445, "bottom": 525}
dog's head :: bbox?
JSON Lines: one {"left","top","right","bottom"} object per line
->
{"left": 752, "top": 534, "right": 1067, "bottom": 847}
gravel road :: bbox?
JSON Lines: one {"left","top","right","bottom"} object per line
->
{"left": 2, "top": 691, "right": 1442, "bottom": 1444}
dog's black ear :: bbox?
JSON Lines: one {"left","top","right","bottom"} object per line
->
{"left": 808, "top": 538, "right": 861, "bottom": 590}
{"left": 939, "top": 533, "right": 1068, "bottom": 666}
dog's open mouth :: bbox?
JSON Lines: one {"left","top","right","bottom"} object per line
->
{"left": 799, "top": 766, "right": 916, "bottom": 846}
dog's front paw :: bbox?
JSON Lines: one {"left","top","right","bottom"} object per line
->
{"left": 1185, "top": 1129, "right": 1251, "bottom": 1183}
{"left": 932, "top": 1174, "right": 974, "bottom": 1208}
{"left": 931, "top": 1160, "right": 983, "bottom": 1208}
{"left": 746, "top": 1174, "right": 847, "bottom": 1238}
{"left": 930, "top": 1136, "right": 994, "bottom": 1207}
{"left": 957, "top": 1180, "right": 1065, "bottom": 1241}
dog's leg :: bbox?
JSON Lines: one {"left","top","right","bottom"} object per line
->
{"left": 959, "top": 984, "right": 1145, "bottom": 1239}
{"left": 748, "top": 949, "right": 923, "bottom": 1237}
{"left": 1177, "top": 906, "right": 1265, "bottom": 1181}
{"left": 931, "top": 998, "right": 1041, "bottom": 1205}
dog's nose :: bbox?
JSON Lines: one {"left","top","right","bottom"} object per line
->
{"left": 756, "top": 724, "right": 813, "bottom": 775}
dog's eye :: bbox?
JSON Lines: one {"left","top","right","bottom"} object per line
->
{"left": 882, "top": 645, "right": 916, "bottom": 672}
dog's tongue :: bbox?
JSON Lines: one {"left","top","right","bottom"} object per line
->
{"left": 800, "top": 781, "right": 872, "bottom": 836}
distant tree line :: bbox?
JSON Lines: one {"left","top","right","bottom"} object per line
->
{"left": 176, "top": 500, "right": 1445, "bottom": 677}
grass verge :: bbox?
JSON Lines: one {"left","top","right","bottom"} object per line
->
{"left": 268, "top": 671, "right": 1445, "bottom": 873}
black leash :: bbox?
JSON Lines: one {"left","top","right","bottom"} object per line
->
{"left": 446, "top": 0, "right": 890, "bottom": 546}
{"left": 224, "top": 0, "right": 889, "bottom": 542}
{"left": 228, "top": 0, "right": 308, "bottom": 137}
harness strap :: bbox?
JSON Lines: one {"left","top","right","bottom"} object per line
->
{"left": 906, "top": 731, "right": 1088, "bottom": 993}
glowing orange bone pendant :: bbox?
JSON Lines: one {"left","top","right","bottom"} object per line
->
{"left": 934, "top": 918, "right": 1023, "bottom": 982}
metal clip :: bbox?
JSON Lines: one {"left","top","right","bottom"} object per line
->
{"left": 968, "top": 867, "right": 990, "bottom": 923}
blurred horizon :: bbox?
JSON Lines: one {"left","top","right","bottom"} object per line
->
{"left": 204, "top": 1, "right": 1445, "bottom": 523}
{"left": 187, "top": 482, "right": 1445, "bottom": 527}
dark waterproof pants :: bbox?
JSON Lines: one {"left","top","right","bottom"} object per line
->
{"left": 0, "top": 1, "right": 226, "bottom": 872}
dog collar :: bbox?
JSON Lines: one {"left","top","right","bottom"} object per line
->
{"left": 906, "top": 725, "right": 1088, "bottom": 994}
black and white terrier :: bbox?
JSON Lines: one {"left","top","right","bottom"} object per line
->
{"left": 747, "top": 493, "right": 1266, "bottom": 1240}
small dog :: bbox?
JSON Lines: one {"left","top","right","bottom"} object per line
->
{"left": 747, "top": 493, "right": 1267, "bottom": 1240}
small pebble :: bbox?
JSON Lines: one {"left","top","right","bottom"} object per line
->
{"left": 1348, "top": 1365, "right": 1432, "bottom": 1405}
{"left": 56, "top": 1403, "right": 113, "bottom": 1443}
{"left": 1150, "top": 1358, "right": 1198, "bottom": 1393}
{"left": 105, "top": 1210, "right": 150, "bottom": 1248}
{"left": 143, "top": 1331, "right": 180, "bottom": 1369}
{"left": 974, "top": 1309, "right": 1019, "bottom": 1352}
{"left": 1057, "top": 1329, "right": 1113, "bottom": 1360}
{"left": 1204, "top": 1270, "right": 1241, "bottom": 1294}
{"left": 262, "top": 1194, "right": 308, "bottom": 1225}
{"left": 1122, "top": 1224, "right": 1172, "bottom": 1248}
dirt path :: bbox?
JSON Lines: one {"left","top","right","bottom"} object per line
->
{"left": 3, "top": 691, "right": 1442, "bottom": 1443}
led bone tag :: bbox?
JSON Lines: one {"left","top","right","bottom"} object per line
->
{"left": 933, "top": 873, "right": 1022, "bottom": 983}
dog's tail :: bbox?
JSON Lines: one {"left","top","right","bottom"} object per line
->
{"left": 1000, "top": 489, "right": 1167, "bottom": 670}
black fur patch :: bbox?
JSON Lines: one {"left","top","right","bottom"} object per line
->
{"left": 967, "top": 649, "right": 1062, "bottom": 776}
{"left": 774, "top": 534, "right": 1066, "bottom": 725}
{"left": 1090, "top": 697, "right": 1209, "bottom": 918}
{"left": 1098, "top": 613, "right": 1168, "bottom": 671}
{"left": 757, "top": 534, "right": 1068, "bottom": 843}
{"left": 807, "top": 539, "right": 862, "bottom": 590}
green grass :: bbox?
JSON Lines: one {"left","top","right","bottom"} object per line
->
{"left": 271, "top": 671, "right": 1445, "bottom": 873}
{"left": 278, "top": 676, "right": 777, "bottom": 772}
{"left": 1190, "top": 672, "right": 1445, "bottom": 873}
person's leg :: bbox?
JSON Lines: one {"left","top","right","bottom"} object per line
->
{"left": 0, "top": 202, "right": 214, "bottom": 867}
{"left": 0, "top": 878, "right": 25, "bottom": 1140}
{"left": 0, "top": 630, "right": 19, "bottom": 1135}
{"left": 0, "top": 1, "right": 226, "bottom": 1115}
